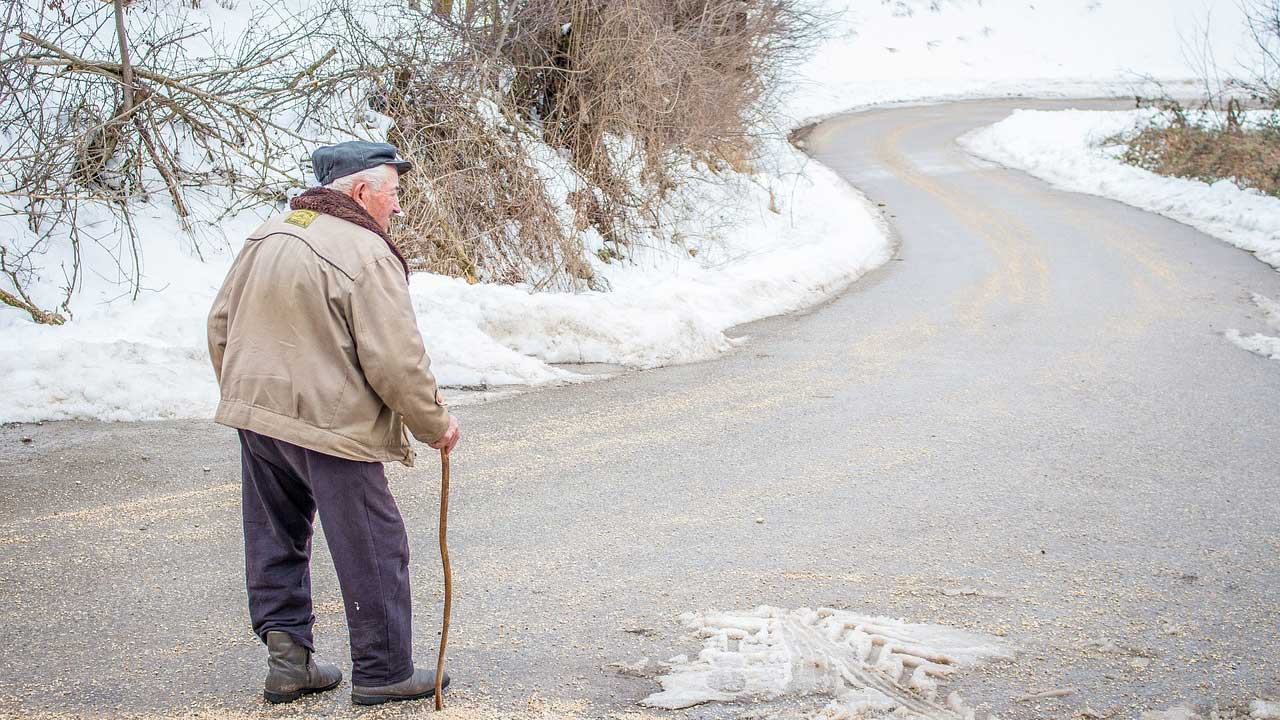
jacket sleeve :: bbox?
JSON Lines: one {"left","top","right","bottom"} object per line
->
{"left": 207, "top": 275, "right": 232, "bottom": 385}
{"left": 350, "top": 256, "right": 452, "bottom": 444}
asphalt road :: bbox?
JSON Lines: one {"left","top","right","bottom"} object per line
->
{"left": 2, "top": 99, "right": 1278, "bottom": 720}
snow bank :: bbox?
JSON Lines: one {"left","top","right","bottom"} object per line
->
{"left": 1252, "top": 699, "right": 1280, "bottom": 719}
{"left": 959, "top": 109, "right": 1280, "bottom": 270}
{"left": 0, "top": 136, "right": 889, "bottom": 422}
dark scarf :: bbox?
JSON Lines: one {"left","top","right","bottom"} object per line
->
{"left": 290, "top": 187, "right": 410, "bottom": 281}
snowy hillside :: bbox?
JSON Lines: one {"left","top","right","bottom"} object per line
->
{"left": 788, "top": 0, "right": 1251, "bottom": 121}
{"left": 0, "top": 0, "right": 1257, "bottom": 423}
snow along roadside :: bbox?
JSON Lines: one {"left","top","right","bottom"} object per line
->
{"left": 958, "top": 109, "right": 1280, "bottom": 271}
{"left": 0, "top": 136, "right": 891, "bottom": 423}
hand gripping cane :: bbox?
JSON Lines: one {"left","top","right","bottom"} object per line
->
{"left": 434, "top": 448, "right": 452, "bottom": 711}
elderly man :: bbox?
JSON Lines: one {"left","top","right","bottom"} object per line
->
{"left": 207, "top": 140, "right": 460, "bottom": 705}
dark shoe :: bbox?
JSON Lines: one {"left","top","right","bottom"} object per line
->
{"left": 263, "top": 631, "right": 343, "bottom": 704}
{"left": 351, "top": 666, "right": 450, "bottom": 705}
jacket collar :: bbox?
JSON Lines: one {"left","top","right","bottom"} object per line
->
{"left": 290, "top": 187, "right": 410, "bottom": 281}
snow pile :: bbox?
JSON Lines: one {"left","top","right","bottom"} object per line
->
{"left": 0, "top": 192, "right": 266, "bottom": 423}
{"left": 960, "top": 109, "right": 1280, "bottom": 271}
{"left": 1226, "top": 293, "right": 1280, "bottom": 362}
{"left": 640, "top": 606, "right": 1012, "bottom": 719}
{"left": 0, "top": 134, "right": 889, "bottom": 422}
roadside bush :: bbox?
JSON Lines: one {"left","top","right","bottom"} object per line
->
{"left": 1119, "top": 103, "right": 1280, "bottom": 198}
{"left": 374, "top": 0, "right": 819, "bottom": 288}
{"left": 0, "top": 0, "right": 819, "bottom": 322}
{"left": 0, "top": 1, "right": 367, "bottom": 322}
{"left": 1119, "top": 0, "right": 1280, "bottom": 197}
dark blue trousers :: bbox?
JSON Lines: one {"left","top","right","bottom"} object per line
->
{"left": 238, "top": 429, "right": 415, "bottom": 687}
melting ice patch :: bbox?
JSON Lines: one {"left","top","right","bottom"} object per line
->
{"left": 640, "top": 606, "right": 1012, "bottom": 719}
{"left": 1225, "top": 293, "right": 1280, "bottom": 361}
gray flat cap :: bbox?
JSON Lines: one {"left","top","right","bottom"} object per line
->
{"left": 311, "top": 141, "right": 412, "bottom": 186}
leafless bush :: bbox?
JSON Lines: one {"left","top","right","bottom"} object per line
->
{"left": 322, "top": 5, "right": 594, "bottom": 290}
{"left": 506, "top": 0, "right": 822, "bottom": 246}
{"left": 0, "top": 1, "right": 374, "bottom": 322}
{"left": 1117, "top": 0, "right": 1280, "bottom": 198}
{"left": 1, "top": 0, "right": 821, "bottom": 321}
{"left": 390, "top": 89, "right": 597, "bottom": 289}
{"left": 1236, "top": 0, "right": 1280, "bottom": 106}
{"left": 1120, "top": 119, "right": 1280, "bottom": 198}
{"left": 342, "top": 0, "right": 820, "bottom": 288}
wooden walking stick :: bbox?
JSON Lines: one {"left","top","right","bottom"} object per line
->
{"left": 435, "top": 448, "right": 452, "bottom": 711}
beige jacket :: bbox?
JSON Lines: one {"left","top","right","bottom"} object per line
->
{"left": 207, "top": 208, "right": 450, "bottom": 466}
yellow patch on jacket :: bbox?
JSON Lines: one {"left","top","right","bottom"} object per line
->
{"left": 284, "top": 209, "right": 320, "bottom": 228}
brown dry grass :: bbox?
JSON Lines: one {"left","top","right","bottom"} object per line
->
{"left": 1120, "top": 121, "right": 1280, "bottom": 198}
{"left": 386, "top": 87, "right": 597, "bottom": 290}
{"left": 365, "top": 0, "right": 816, "bottom": 290}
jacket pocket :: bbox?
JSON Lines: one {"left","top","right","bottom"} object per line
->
{"left": 230, "top": 373, "right": 300, "bottom": 418}
{"left": 323, "top": 373, "right": 353, "bottom": 429}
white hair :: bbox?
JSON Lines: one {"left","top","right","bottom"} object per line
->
{"left": 324, "top": 163, "right": 396, "bottom": 193}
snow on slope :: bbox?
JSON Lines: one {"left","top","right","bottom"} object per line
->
{"left": 787, "top": 0, "right": 1251, "bottom": 122}
{"left": 959, "top": 109, "right": 1280, "bottom": 270}
{"left": 0, "top": 0, "right": 1258, "bottom": 422}
{"left": 0, "top": 133, "right": 890, "bottom": 422}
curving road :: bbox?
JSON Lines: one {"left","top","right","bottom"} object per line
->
{"left": 2, "top": 100, "right": 1278, "bottom": 719}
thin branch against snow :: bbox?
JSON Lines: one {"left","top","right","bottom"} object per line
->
{"left": 0, "top": 0, "right": 378, "bottom": 321}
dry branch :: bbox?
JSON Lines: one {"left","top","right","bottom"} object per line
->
{"left": 1, "top": 0, "right": 819, "bottom": 319}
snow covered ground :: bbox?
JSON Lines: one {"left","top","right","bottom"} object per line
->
{"left": 0, "top": 0, "right": 1261, "bottom": 422}
{"left": 0, "top": 134, "right": 890, "bottom": 422}
{"left": 785, "top": 0, "right": 1251, "bottom": 123}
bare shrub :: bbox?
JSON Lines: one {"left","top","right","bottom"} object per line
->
{"left": 1, "top": 0, "right": 821, "bottom": 319}
{"left": 391, "top": 93, "right": 596, "bottom": 289}
{"left": 1121, "top": 118, "right": 1280, "bottom": 198}
{"left": 1118, "top": 1, "right": 1280, "bottom": 198}
{"left": 334, "top": 7, "right": 598, "bottom": 290}
{"left": 505, "top": 0, "right": 821, "bottom": 247}
{"left": 0, "top": 1, "right": 359, "bottom": 322}
{"left": 345, "top": 0, "right": 820, "bottom": 288}
{"left": 1237, "top": 0, "right": 1280, "bottom": 106}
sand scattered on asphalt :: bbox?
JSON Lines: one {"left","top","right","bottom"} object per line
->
{"left": 0, "top": 692, "right": 671, "bottom": 720}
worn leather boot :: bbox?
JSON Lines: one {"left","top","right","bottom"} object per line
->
{"left": 263, "top": 631, "right": 343, "bottom": 704}
{"left": 351, "top": 666, "right": 450, "bottom": 705}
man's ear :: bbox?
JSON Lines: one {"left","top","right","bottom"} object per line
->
{"left": 350, "top": 180, "right": 369, "bottom": 206}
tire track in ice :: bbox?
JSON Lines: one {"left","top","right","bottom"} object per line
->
{"left": 639, "top": 606, "right": 1013, "bottom": 719}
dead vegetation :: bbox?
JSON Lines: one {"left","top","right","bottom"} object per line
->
{"left": 0, "top": 0, "right": 819, "bottom": 322}
{"left": 1119, "top": 102, "right": 1280, "bottom": 198}
{"left": 0, "top": 0, "right": 360, "bottom": 322}
{"left": 1120, "top": 0, "right": 1280, "bottom": 198}
{"left": 366, "top": 0, "right": 820, "bottom": 290}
